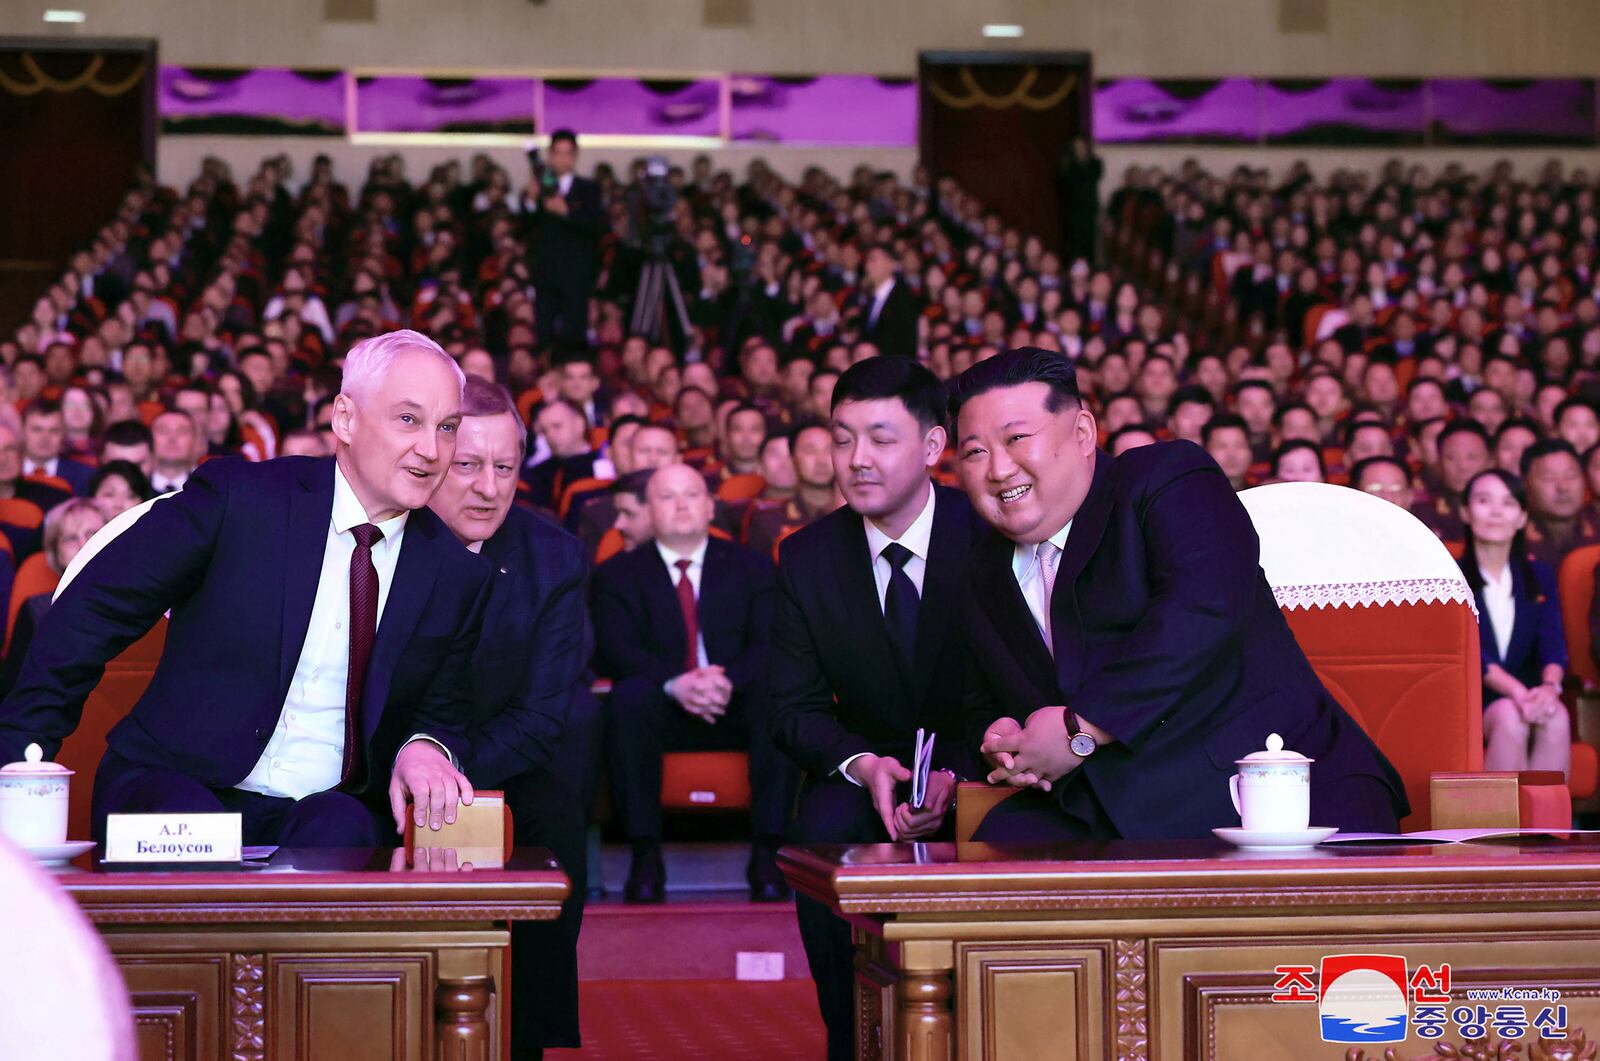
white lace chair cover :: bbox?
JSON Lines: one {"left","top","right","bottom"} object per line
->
{"left": 1238, "top": 482, "right": 1476, "bottom": 615}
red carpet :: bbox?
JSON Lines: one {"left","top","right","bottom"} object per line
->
{"left": 545, "top": 979, "right": 826, "bottom": 1060}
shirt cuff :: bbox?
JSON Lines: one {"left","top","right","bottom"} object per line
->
{"left": 837, "top": 752, "right": 869, "bottom": 786}
{"left": 397, "top": 734, "right": 457, "bottom": 770}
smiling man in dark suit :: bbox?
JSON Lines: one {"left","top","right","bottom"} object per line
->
{"left": 0, "top": 329, "right": 489, "bottom": 846}
{"left": 592, "top": 462, "right": 795, "bottom": 902}
{"left": 427, "top": 374, "right": 591, "bottom": 1059}
{"left": 950, "top": 347, "right": 1407, "bottom": 842}
{"left": 769, "top": 355, "right": 982, "bottom": 1061}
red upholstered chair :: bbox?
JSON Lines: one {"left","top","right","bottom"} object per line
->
{"left": 0, "top": 497, "right": 44, "bottom": 531}
{"left": 587, "top": 678, "right": 751, "bottom": 815}
{"left": 6, "top": 552, "right": 60, "bottom": 654}
{"left": 1556, "top": 544, "right": 1600, "bottom": 806}
{"left": 1239, "top": 481, "right": 1575, "bottom": 830}
{"left": 594, "top": 526, "right": 626, "bottom": 565}
{"left": 714, "top": 473, "right": 766, "bottom": 503}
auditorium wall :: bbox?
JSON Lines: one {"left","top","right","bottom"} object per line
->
{"left": 5, "top": 0, "right": 1596, "bottom": 77}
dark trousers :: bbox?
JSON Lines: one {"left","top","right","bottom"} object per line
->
{"left": 504, "top": 686, "right": 603, "bottom": 1057}
{"left": 536, "top": 275, "right": 590, "bottom": 347}
{"left": 789, "top": 776, "right": 887, "bottom": 1061}
{"left": 91, "top": 749, "right": 382, "bottom": 848}
{"left": 606, "top": 675, "right": 795, "bottom": 845}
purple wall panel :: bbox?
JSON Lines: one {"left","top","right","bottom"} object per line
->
{"left": 730, "top": 75, "right": 915, "bottom": 145}
{"left": 355, "top": 77, "right": 534, "bottom": 134}
{"left": 542, "top": 78, "right": 721, "bottom": 137}
{"left": 1430, "top": 79, "right": 1596, "bottom": 144}
{"left": 1094, "top": 79, "right": 1259, "bottom": 143}
{"left": 1261, "top": 79, "right": 1425, "bottom": 144}
{"left": 160, "top": 67, "right": 346, "bottom": 134}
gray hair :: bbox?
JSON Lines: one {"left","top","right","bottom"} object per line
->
{"left": 340, "top": 328, "right": 465, "bottom": 405}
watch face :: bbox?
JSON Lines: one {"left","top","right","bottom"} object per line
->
{"left": 1070, "top": 732, "right": 1097, "bottom": 757}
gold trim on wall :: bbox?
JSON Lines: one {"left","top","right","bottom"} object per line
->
{"left": 925, "top": 67, "right": 1077, "bottom": 111}
{"left": 0, "top": 53, "right": 148, "bottom": 97}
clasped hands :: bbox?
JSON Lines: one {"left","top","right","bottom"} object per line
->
{"left": 669, "top": 664, "right": 732, "bottom": 723}
{"left": 1513, "top": 682, "right": 1565, "bottom": 725}
{"left": 980, "top": 706, "right": 1085, "bottom": 793}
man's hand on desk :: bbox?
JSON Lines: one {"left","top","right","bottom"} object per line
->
{"left": 981, "top": 707, "right": 1098, "bottom": 791}
{"left": 389, "top": 740, "right": 475, "bottom": 835}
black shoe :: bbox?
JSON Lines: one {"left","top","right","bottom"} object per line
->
{"left": 624, "top": 845, "right": 666, "bottom": 904}
{"left": 747, "top": 843, "right": 790, "bottom": 903}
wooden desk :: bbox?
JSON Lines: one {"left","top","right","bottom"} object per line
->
{"left": 58, "top": 847, "right": 568, "bottom": 1061}
{"left": 781, "top": 837, "right": 1600, "bottom": 1061}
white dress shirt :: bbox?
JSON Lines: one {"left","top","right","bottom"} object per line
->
{"left": 558, "top": 172, "right": 575, "bottom": 198}
{"left": 1012, "top": 520, "right": 1074, "bottom": 644}
{"left": 236, "top": 465, "right": 408, "bottom": 800}
{"left": 657, "top": 537, "right": 711, "bottom": 697}
{"left": 840, "top": 485, "right": 938, "bottom": 784}
{"left": 1479, "top": 562, "right": 1515, "bottom": 664}
{"left": 21, "top": 457, "right": 59, "bottom": 480}
{"left": 149, "top": 469, "right": 191, "bottom": 495}
{"left": 868, "top": 278, "right": 895, "bottom": 328}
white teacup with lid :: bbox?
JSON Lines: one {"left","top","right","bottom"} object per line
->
{"left": 0, "top": 743, "right": 72, "bottom": 848}
{"left": 1229, "top": 732, "right": 1312, "bottom": 832}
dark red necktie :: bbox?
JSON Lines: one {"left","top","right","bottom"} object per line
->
{"left": 674, "top": 557, "right": 699, "bottom": 672}
{"left": 342, "top": 522, "right": 383, "bottom": 785}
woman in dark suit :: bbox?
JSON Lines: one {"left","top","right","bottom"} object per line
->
{"left": 1458, "top": 468, "right": 1571, "bottom": 777}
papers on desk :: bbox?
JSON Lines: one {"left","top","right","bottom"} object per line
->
{"left": 1324, "top": 828, "right": 1600, "bottom": 844}
{"left": 911, "top": 729, "right": 935, "bottom": 811}
{"left": 242, "top": 846, "right": 278, "bottom": 862}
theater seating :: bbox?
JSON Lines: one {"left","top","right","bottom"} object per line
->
{"left": 5, "top": 553, "right": 59, "bottom": 653}
{"left": 1557, "top": 544, "right": 1600, "bottom": 808}
{"left": 714, "top": 474, "right": 766, "bottom": 503}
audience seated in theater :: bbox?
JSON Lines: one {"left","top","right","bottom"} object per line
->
{"left": 278, "top": 428, "right": 330, "bottom": 458}
{"left": 0, "top": 499, "right": 106, "bottom": 697}
{"left": 572, "top": 421, "right": 678, "bottom": 553}
{"left": 85, "top": 461, "right": 154, "bottom": 521}
{"left": 591, "top": 463, "right": 796, "bottom": 904}
{"left": 425, "top": 374, "right": 590, "bottom": 1056}
{"left": 1420, "top": 419, "right": 1495, "bottom": 542}
{"left": 148, "top": 410, "right": 201, "bottom": 494}
{"left": 1201, "top": 414, "right": 1253, "bottom": 491}
{"left": 524, "top": 398, "right": 602, "bottom": 509}
{"left": 1271, "top": 439, "right": 1325, "bottom": 484}
{"left": 1458, "top": 469, "right": 1571, "bottom": 780}
{"left": 1108, "top": 424, "right": 1158, "bottom": 457}
{"left": 1521, "top": 439, "right": 1600, "bottom": 570}
{"left": 20, "top": 400, "right": 93, "bottom": 495}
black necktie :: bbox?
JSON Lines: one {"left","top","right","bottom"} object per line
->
{"left": 881, "top": 542, "right": 919, "bottom": 671}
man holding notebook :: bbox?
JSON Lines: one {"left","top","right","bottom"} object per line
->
{"left": 769, "top": 356, "right": 982, "bottom": 1061}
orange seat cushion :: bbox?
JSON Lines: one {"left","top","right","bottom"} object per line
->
{"left": 1570, "top": 742, "right": 1599, "bottom": 802}
{"left": 661, "top": 751, "right": 750, "bottom": 811}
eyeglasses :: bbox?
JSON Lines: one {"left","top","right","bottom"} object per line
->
{"left": 1362, "top": 483, "right": 1408, "bottom": 495}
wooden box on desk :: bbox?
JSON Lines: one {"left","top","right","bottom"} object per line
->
{"left": 1430, "top": 771, "right": 1521, "bottom": 829}
{"left": 402, "top": 789, "right": 510, "bottom": 867}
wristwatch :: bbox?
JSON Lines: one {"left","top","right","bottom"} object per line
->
{"left": 1065, "top": 709, "right": 1097, "bottom": 758}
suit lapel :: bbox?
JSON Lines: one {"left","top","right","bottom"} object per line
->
{"left": 360, "top": 511, "right": 444, "bottom": 737}
{"left": 1050, "top": 450, "right": 1113, "bottom": 696}
{"left": 278, "top": 459, "right": 335, "bottom": 703}
{"left": 974, "top": 533, "right": 1060, "bottom": 697}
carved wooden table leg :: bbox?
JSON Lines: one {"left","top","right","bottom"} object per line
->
{"left": 435, "top": 975, "right": 493, "bottom": 1061}
{"left": 896, "top": 968, "right": 953, "bottom": 1061}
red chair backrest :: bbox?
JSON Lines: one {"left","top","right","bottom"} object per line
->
{"left": 0, "top": 498, "right": 44, "bottom": 530}
{"left": 715, "top": 474, "right": 766, "bottom": 503}
{"left": 7, "top": 552, "right": 60, "bottom": 653}
{"left": 556, "top": 476, "right": 614, "bottom": 522}
{"left": 57, "top": 620, "right": 167, "bottom": 843}
{"left": 1559, "top": 544, "right": 1600, "bottom": 687}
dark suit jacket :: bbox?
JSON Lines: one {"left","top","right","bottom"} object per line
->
{"left": 962, "top": 441, "right": 1408, "bottom": 839}
{"left": 461, "top": 505, "right": 590, "bottom": 788}
{"left": 1473, "top": 557, "right": 1566, "bottom": 693}
{"left": 531, "top": 175, "right": 605, "bottom": 287}
{"left": 769, "top": 484, "right": 981, "bottom": 778}
{"left": 0, "top": 456, "right": 493, "bottom": 798}
{"left": 591, "top": 536, "right": 774, "bottom": 695}
{"left": 38, "top": 458, "right": 94, "bottom": 496}
{"left": 863, "top": 279, "right": 919, "bottom": 359}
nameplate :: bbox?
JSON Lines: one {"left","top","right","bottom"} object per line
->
{"left": 104, "top": 813, "right": 243, "bottom": 863}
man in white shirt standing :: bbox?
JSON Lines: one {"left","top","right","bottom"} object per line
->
{"left": 0, "top": 328, "right": 492, "bottom": 848}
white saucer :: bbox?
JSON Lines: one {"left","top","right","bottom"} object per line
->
{"left": 19, "top": 840, "right": 97, "bottom": 865}
{"left": 1213, "top": 826, "right": 1338, "bottom": 850}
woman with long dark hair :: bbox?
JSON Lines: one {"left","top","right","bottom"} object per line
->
{"left": 1457, "top": 468, "right": 1571, "bottom": 778}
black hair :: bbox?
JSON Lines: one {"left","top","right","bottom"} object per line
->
{"left": 87, "top": 459, "right": 155, "bottom": 503}
{"left": 1349, "top": 455, "right": 1411, "bottom": 489}
{"left": 1271, "top": 401, "right": 1313, "bottom": 429}
{"left": 1231, "top": 378, "right": 1276, "bottom": 400}
{"left": 1554, "top": 396, "right": 1599, "bottom": 426}
{"left": 1169, "top": 385, "right": 1215, "bottom": 412}
{"left": 1201, "top": 413, "right": 1250, "bottom": 446}
{"left": 1108, "top": 423, "right": 1158, "bottom": 450}
{"left": 1406, "top": 415, "right": 1445, "bottom": 441}
{"left": 1457, "top": 468, "right": 1536, "bottom": 597}
{"left": 1342, "top": 418, "right": 1392, "bottom": 448}
{"left": 549, "top": 129, "right": 578, "bottom": 149}
{"left": 609, "top": 468, "right": 654, "bottom": 504}
{"left": 1437, "top": 417, "right": 1491, "bottom": 452}
{"left": 101, "top": 419, "right": 154, "bottom": 448}
{"left": 832, "top": 355, "right": 949, "bottom": 432}
{"left": 1519, "top": 437, "right": 1581, "bottom": 479}
{"left": 787, "top": 419, "right": 832, "bottom": 451}
{"left": 608, "top": 414, "right": 648, "bottom": 444}
{"left": 1493, "top": 417, "right": 1541, "bottom": 446}
{"left": 1405, "top": 375, "right": 1445, "bottom": 396}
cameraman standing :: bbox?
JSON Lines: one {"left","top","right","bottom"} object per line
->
{"left": 525, "top": 129, "right": 605, "bottom": 347}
